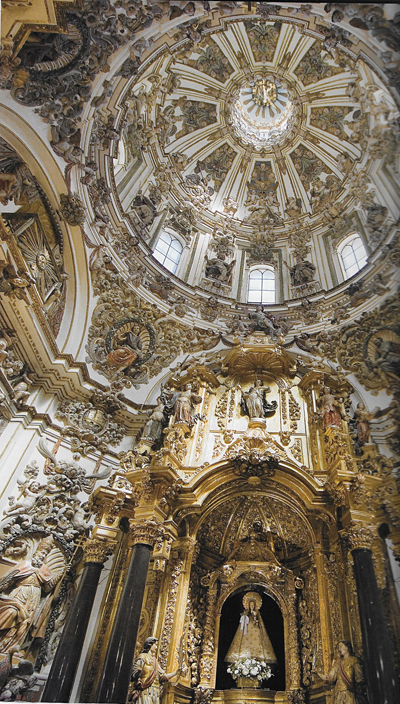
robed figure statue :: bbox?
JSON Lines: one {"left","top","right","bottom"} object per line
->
{"left": 225, "top": 592, "right": 277, "bottom": 672}
{"left": 129, "top": 637, "right": 180, "bottom": 704}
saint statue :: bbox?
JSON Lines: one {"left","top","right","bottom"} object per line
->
{"left": 128, "top": 637, "right": 181, "bottom": 703}
{"left": 106, "top": 329, "right": 142, "bottom": 370}
{"left": 373, "top": 337, "right": 400, "bottom": 378}
{"left": 225, "top": 592, "right": 277, "bottom": 684}
{"left": 316, "top": 640, "right": 366, "bottom": 703}
{"left": 0, "top": 537, "right": 61, "bottom": 653}
{"left": 353, "top": 403, "right": 375, "bottom": 446}
{"left": 284, "top": 256, "right": 316, "bottom": 286}
{"left": 171, "top": 383, "right": 202, "bottom": 426}
{"left": 240, "top": 381, "right": 277, "bottom": 420}
{"left": 141, "top": 398, "right": 166, "bottom": 444}
{"left": 318, "top": 387, "right": 342, "bottom": 429}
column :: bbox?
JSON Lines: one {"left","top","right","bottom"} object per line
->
{"left": 348, "top": 526, "right": 400, "bottom": 704}
{"left": 96, "top": 520, "right": 162, "bottom": 704}
{"left": 42, "top": 539, "right": 112, "bottom": 703}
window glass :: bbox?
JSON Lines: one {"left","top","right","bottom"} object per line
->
{"left": 153, "top": 232, "right": 182, "bottom": 274}
{"left": 339, "top": 235, "right": 367, "bottom": 279}
{"left": 248, "top": 268, "right": 275, "bottom": 303}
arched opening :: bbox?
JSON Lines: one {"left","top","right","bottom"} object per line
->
{"left": 153, "top": 230, "right": 183, "bottom": 274}
{"left": 247, "top": 267, "right": 276, "bottom": 304}
{"left": 216, "top": 586, "right": 285, "bottom": 692}
{"left": 338, "top": 233, "right": 367, "bottom": 279}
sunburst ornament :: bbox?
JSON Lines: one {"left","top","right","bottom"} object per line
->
{"left": 252, "top": 79, "right": 277, "bottom": 107}
{"left": 4, "top": 214, "right": 60, "bottom": 301}
{"left": 228, "top": 75, "right": 295, "bottom": 149}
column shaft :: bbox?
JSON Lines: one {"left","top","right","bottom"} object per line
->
{"left": 42, "top": 561, "right": 103, "bottom": 703}
{"left": 96, "top": 543, "right": 151, "bottom": 704}
{"left": 352, "top": 547, "right": 400, "bottom": 704}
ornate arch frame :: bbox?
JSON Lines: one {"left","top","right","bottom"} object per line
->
{"left": 198, "top": 563, "right": 301, "bottom": 693}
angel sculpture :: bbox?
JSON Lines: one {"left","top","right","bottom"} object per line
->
{"left": 0, "top": 537, "right": 62, "bottom": 653}
{"left": 240, "top": 381, "right": 278, "bottom": 420}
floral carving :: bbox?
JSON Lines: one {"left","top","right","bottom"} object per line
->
{"left": 294, "top": 42, "right": 342, "bottom": 86}
{"left": 0, "top": 442, "right": 112, "bottom": 554}
{"left": 310, "top": 106, "right": 352, "bottom": 140}
{"left": 340, "top": 524, "right": 375, "bottom": 551}
{"left": 59, "top": 193, "right": 86, "bottom": 226}
{"left": 244, "top": 21, "right": 281, "bottom": 62}
{"left": 56, "top": 390, "right": 126, "bottom": 454}
{"left": 171, "top": 99, "right": 217, "bottom": 140}
{"left": 194, "top": 143, "right": 237, "bottom": 193}
{"left": 187, "top": 38, "right": 234, "bottom": 83}
{"left": 289, "top": 144, "right": 332, "bottom": 191}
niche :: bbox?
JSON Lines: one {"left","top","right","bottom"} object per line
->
{"left": 216, "top": 587, "right": 285, "bottom": 691}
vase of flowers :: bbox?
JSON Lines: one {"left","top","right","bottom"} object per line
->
{"left": 227, "top": 658, "right": 272, "bottom": 688}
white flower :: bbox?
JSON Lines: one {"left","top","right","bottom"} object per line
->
{"left": 250, "top": 667, "right": 258, "bottom": 676}
{"left": 242, "top": 668, "right": 249, "bottom": 676}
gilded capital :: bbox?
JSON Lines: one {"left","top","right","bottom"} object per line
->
{"left": 129, "top": 519, "right": 164, "bottom": 547}
{"left": 84, "top": 538, "right": 114, "bottom": 564}
{"left": 340, "top": 524, "right": 375, "bottom": 551}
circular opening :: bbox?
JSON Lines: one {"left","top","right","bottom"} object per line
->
{"left": 229, "top": 76, "right": 294, "bottom": 149}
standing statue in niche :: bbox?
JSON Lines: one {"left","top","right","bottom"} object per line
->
{"left": 318, "top": 387, "right": 343, "bottom": 429}
{"left": 240, "top": 380, "right": 278, "bottom": 420}
{"left": 315, "top": 640, "right": 366, "bottom": 704}
{"left": 129, "top": 637, "right": 181, "bottom": 703}
{"left": 171, "top": 383, "right": 202, "bottom": 426}
{"left": 141, "top": 398, "right": 166, "bottom": 444}
{"left": 0, "top": 537, "right": 61, "bottom": 653}
{"left": 225, "top": 592, "right": 277, "bottom": 686}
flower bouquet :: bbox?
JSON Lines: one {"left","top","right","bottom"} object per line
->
{"left": 227, "top": 658, "right": 272, "bottom": 688}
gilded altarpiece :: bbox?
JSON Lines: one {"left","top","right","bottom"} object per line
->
{"left": 74, "top": 339, "right": 400, "bottom": 704}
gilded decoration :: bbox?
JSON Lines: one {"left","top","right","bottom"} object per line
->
{"left": 244, "top": 21, "right": 281, "bottom": 63}
{"left": 0, "top": 4, "right": 399, "bottom": 704}
{"left": 289, "top": 144, "right": 333, "bottom": 192}
{"left": 0, "top": 138, "right": 67, "bottom": 335}
{"left": 83, "top": 538, "right": 114, "bottom": 564}
{"left": 55, "top": 389, "right": 126, "bottom": 455}
{"left": 294, "top": 41, "right": 343, "bottom": 86}
{"left": 185, "top": 37, "right": 234, "bottom": 84}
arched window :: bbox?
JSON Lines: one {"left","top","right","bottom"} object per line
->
{"left": 113, "top": 138, "right": 126, "bottom": 175}
{"left": 153, "top": 231, "right": 182, "bottom": 274}
{"left": 247, "top": 267, "right": 276, "bottom": 304}
{"left": 338, "top": 234, "right": 367, "bottom": 279}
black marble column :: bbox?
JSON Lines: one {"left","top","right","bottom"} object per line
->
{"left": 96, "top": 541, "right": 152, "bottom": 704}
{"left": 42, "top": 559, "right": 104, "bottom": 703}
{"left": 352, "top": 547, "right": 400, "bottom": 704}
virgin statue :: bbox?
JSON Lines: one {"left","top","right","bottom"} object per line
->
{"left": 225, "top": 592, "right": 277, "bottom": 685}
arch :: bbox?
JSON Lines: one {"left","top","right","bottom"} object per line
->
{"left": 247, "top": 266, "right": 276, "bottom": 304}
{"left": 338, "top": 233, "right": 368, "bottom": 279}
{"left": 0, "top": 107, "right": 89, "bottom": 358}
{"left": 216, "top": 585, "right": 286, "bottom": 691}
{"left": 153, "top": 230, "right": 183, "bottom": 274}
{"left": 200, "top": 566, "right": 300, "bottom": 692}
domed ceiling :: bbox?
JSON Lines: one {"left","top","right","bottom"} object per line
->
{"left": 112, "top": 15, "right": 396, "bottom": 263}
